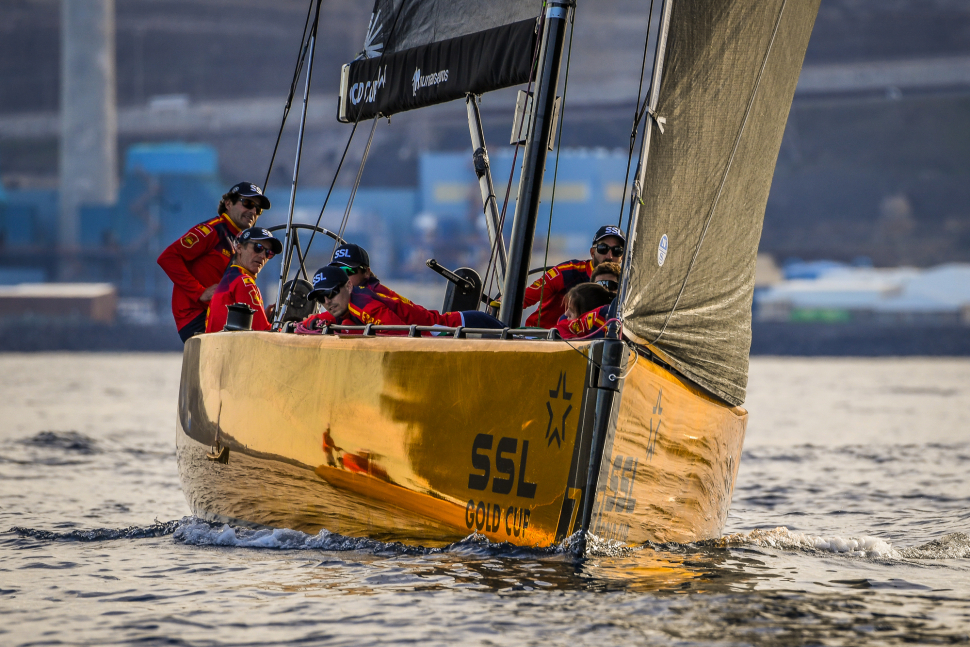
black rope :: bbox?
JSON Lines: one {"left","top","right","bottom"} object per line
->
{"left": 263, "top": 0, "right": 317, "bottom": 191}
{"left": 335, "top": 116, "right": 380, "bottom": 248}
{"left": 278, "top": 0, "right": 325, "bottom": 289}
{"left": 616, "top": 0, "right": 656, "bottom": 228}
{"left": 300, "top": 120, "right": 359, "bottom": 266}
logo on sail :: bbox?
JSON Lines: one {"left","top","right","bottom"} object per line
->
{"left": 658, "top": 234, "right": 668, "bottom": 267}
{"left": 350, "top": 66, "right": 387, "bottom": 106}
{"left": 361, "top": 10, "right": 384, "bottom": 59}
{"left": 411, "top": 67, "right": 450, "bottom": 97}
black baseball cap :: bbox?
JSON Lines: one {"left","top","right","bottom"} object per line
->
{"left": 237, "top": 227, "right": 283, "bottom": 254}
{"left": 228, "top": 182, "right": 271, "bottom": 210}
{"left": 592, "top": 225, "right": 626, "bottom": 244}
{"left": 307, "top": 265, "right": 349, "bottom": 301}
{"left": 329, "top": 243, "right": 370, "bottom": 269}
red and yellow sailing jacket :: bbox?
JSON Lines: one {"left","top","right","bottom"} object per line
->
{"left": 157, "top": 213, "right": 241, "bottom": 329}
{"left": 363, "top": 277, "right": 462, "bottom": 327}
{"left": 523, "top": 259, "right": 593, "bottom": 328}
{"left": 204, "top": 264, "right": 272, "bottom": 333}
{"left": 555, "top": 304, "right": 611, "bottom": 340}
{"left": 300, "top": 285, "right": 410, "bottom": 333}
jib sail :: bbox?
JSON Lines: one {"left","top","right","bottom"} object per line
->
{"left": 338, "top": 0, "right": 541, "bottom": 122}
{"left": 621, "top": 0, "right": 820, "bottom": 406}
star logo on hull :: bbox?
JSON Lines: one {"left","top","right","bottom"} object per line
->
{"left": 545, "top": 371, "right": 573, "bottom": 448}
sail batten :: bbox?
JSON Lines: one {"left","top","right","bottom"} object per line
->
{"left": 339, "top": 0, "right": 541, "bottom": 122}
{"left": 621, "top": 0, "right": 821, "bottom": 406}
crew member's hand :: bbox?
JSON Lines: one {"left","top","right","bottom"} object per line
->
{"left": 199, "top": 284, "right": 218, "bottom": 303}
{"left": 266, "top": 304, "right": 276, "bottom": 320}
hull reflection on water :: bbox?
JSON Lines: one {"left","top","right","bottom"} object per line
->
{"left": 176, "top": 331, "right": 746, "bottom": 547}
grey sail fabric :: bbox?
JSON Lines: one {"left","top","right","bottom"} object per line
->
{"left": 339, "top": 0, "right": 541, "bottom": 121}
{"left": 622, "top": 0, "right": 820, "bottom": 406}
{"left": 361, "top": 0, "right": 541, "bottom": 56}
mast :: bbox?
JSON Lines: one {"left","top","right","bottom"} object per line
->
{"left": 466, "top": 94, "right": 507, "bottom": 286}
{"left": 616, "top": 0, "right": 673, "bottom": 317}
{"left": 499, "top": 0, "right": 573, "bottom": 328}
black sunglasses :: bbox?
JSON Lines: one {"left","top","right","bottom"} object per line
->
{"left": 595, "top": 243, "right": 624, "bottom": 257}
{"left": 313, "top": 285, "right": 345, "bottom": 301}
{"left": 251, "top": 242, "right": 275, "bottom": 258}
{"left": 239, "top": 197, "right": 263, "bottom": 213}
{"left": 598, "top": 279, "right": 619, "bottom": 292}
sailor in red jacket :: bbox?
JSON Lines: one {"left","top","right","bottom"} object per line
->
{"left": 326, "top": 243, "right": 505, "bottom": 330}
{"left": 330, "top": 243, "right": 442, "bottom": 325}
{"left": 205, "top": 227, "right": 282, "bottom": 333}
{"left": 299, "top": 265, "right": 410, "bottom": 332}
{"left": 157, "top": 182, "right": 270, "bottom": 342}
{"left": 521, "top": 225, "right": 625, "bottom": 328}
{"left": 554, "top": 282, "right": 616, "bottom": 340}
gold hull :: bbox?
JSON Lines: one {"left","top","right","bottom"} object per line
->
{"left": 176, "top": 331, "right": 746, "bottom": 547}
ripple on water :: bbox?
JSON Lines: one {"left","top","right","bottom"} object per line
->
{"left": 18, "top": 431, "right": 100, "bottom": 454}
{"left": 9, "top": 517, "right": 968, "bottom": 563}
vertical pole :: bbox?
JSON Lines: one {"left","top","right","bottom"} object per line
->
{"left": 274, "top": 0, "right": 322, "bottom": 323}
{"left": 499, "top": 1, "right": 572, "bottom": 328}
{"left": 60, "top": 0, "right": 117, "bottom": 277}
{"left": 616, "top": 0, "right": 673, "bottom": 317}
{"left": 465, "top": 94, "right": 507, "bottom": 287}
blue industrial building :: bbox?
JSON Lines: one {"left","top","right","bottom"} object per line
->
{"left": 0, "top": 143, "right": 636, "bottom": 319}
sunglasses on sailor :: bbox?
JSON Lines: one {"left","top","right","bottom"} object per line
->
{"left": 251, "top": 242, "right": 275, "bottom": 258}
{"left": 239, "top": 198, "right": 263, "bottom": 213}
{"left": 336, "top": 264, "right": 359, "bottom": 276}
{"left": 595, "top": 243, "right": 624, "bottom": 257}
{"left": 598, "top": 279, "right": 619, "bottom": 292}
{"left": 313, "top": 283, "right": 347, "bottom": 302}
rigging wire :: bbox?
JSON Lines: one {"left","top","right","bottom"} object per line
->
{"left": 482, "top": 1, "right": 547, "bottom": 305}
{"left": 262, "top": 0, "right": 316, "bottom": 191}
{"left": 648, "top": 0, "right": 789, "bottom": 345}
{"left": 335, "top": 117, "right": 380, "bottom": 245}
{"left": 534, "top": 4, "right": 575, "bottom": 326}
{"left": 299, "top": 0, "right": 412, "bottom": 265}
{"left": 277, "top": 0, "right": 325, "bottom": 296}
{"left": 616, "top": 0, "right": 656, "bottom": 228}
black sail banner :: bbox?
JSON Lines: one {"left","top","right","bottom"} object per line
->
{"left": 338, "top": 0, "right": 541, "bottom": 122}
{"left": 621, "top": 0, "right": 820, "bottom": 406}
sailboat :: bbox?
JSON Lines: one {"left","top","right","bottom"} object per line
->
{"left": 176, "top": 0, "right": 820, "bottom": 547}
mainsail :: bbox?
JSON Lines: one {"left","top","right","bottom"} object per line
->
{"left": 338, "top": 0, "right": 541, "bottom": 122}
{"left": 622, "top": 0, "right": 820, "bottom": 406}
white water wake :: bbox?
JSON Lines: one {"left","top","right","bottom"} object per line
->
{"left": 721, "top": 527, "right": 970, "bottom": 560}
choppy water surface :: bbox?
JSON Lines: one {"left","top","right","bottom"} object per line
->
{"left": 1, "top": 354, "right": 968, "bottom": 646}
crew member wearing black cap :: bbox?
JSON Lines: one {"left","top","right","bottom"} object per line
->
{"left": 519, "top": 225, "right": 625, "bottom": 328}
{"left": 298, "top": 265, "right": 410, "bottom": 333}
{"left": 158, "top": 182, "right": 271, "bottom": 341}
{"left": 329, "top": 243, "right": 441, "bottom": 326}
{"left": 327, "top": 243, "right": 505, "bottom": 329}
{"left": 205, "top": 227, "right": 282, "bottom": 333}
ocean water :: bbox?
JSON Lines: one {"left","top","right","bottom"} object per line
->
{"left": 1, "top": 353, "right": 968, "bottom": 646}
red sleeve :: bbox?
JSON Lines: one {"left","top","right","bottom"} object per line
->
{"left": 523, "top": 266, "right": 566, "bottom": 308}
{"left": 556, "top": 306, "right": 608, "bottom": 340}
{"left": 234, "top": 275, "right": 272, "bottom": 331}
{"left": 157, "top": 225, "right": 221, "bottom": 302}
{"left": 353, "top": 299, "right": 409, "bottom": 326}
{"left": 295, "top": 311, "right": 334, "bottom": 334}
{"left": 302, "top": 311, "right": 335, "bottom": 327}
